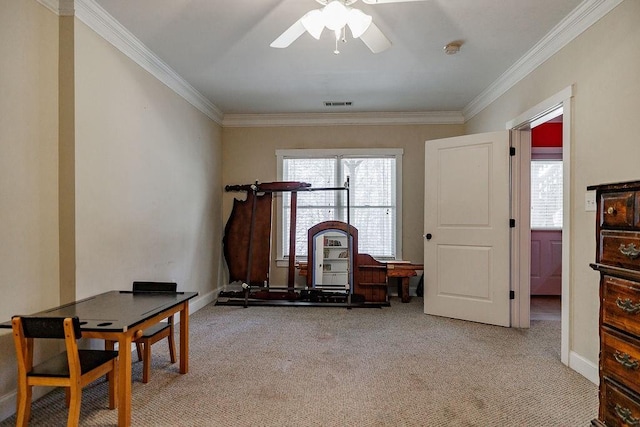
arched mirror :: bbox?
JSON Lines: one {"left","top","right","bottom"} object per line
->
{"left": 307, "top": 221, "right": 358, "bottom": 293}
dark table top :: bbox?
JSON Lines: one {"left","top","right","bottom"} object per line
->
{"left": 1, "top": 290, "right": 198, "bottom": 332}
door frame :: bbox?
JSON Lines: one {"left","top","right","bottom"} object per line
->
{"left": 506, "top": 85, "right": 573, "bottom": 365}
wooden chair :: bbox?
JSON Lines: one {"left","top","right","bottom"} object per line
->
{"left": 132, "top": 281, "right": 177, "bottom": 383}
{"left": 11, "top": 316, "right": 118, "bottom": 427}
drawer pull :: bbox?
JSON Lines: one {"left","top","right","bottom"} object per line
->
{"left": 614, "top": 351, "right": 640, "bottom": 369}
{"left": 619, "top": 243, "right": 640, "bottom": 260}
{"left": 617, "top": 297, "right": 640, "bottom": 314}
{"left": 607, "top": 206, "right": 617, "bottom": 215}
{"left": 615, "top": 404, "right": 640, "bottom": 426}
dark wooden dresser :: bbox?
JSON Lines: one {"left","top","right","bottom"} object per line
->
{"left": 590, "top": 180, "right": 640, "bottom": 426}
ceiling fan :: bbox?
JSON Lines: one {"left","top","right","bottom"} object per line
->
{"left": 270, "top": 0, "right": 428, "bottom": 54}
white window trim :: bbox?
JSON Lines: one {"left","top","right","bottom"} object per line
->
{"left": 275, "top": 148, "right": 403, "bottom": 266}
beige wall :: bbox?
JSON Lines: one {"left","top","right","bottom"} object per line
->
{"left": 466, "top": 0, "right": 640, "bottom": 365}
{"left": 0, "top": 3, "right": 223, "bottom": 420}
{"left": 73, "top": 21, "right": 223, "bottom": 300}
{"left": 0, "top": 0, "right": 60, "bottom": 409}
{"left": 2, "top": 0, "right": 636, "bottom": 420}
{"left": 222, "top": 124, "right": 464, "bottom": 285}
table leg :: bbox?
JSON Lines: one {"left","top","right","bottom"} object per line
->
{"left": 104, "top": 340, "right": 117, "bottom": 409}
{"left": 401, "top": 277, "right": 410, "bottom": 303}
{"left": 179, "top": 302, "right": 189, "bottom": 374}
{"left": 117, "top": 334, "right": 133, "bottom": 427}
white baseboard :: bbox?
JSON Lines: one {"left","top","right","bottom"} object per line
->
{"left": 189, "top": 289, "right": 218, "bottom": 314}
{"left": 0, "top": 386, "right": 53, "bottom": 423}
{"left": 569, "top": 350, "right": 599, "bottom": 385}
{"left": 0, "top": 390, "right": 17, "bottom": 422}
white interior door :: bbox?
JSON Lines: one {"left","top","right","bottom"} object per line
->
{"left": 424, "top": 131, "right": 511, "bottom": 326}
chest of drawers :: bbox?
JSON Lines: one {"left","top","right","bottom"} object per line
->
{"left": 590, "top": 180, "right": 640, "bottom": 426}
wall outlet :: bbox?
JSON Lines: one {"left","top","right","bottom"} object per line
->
{"left": 585, "top": 191, "right": 597, "bottom": 212}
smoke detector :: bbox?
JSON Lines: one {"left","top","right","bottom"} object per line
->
{"left": 443, "top": 41, "right": 462, "bottom": 55}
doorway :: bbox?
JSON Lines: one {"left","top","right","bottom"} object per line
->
{"left": 530, "top": 114, "right": 563, "bottom": 321}
{"left": 507, "top": 85, "right": 572, "bottom": 365}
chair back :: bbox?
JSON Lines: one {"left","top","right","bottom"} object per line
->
{"left": 12, "top": 316, "right": 83, "bottom": 380}
{"left": 15, "top": 316, "right": 82, "bottom": 340}
{"left": 132, "top": 281, "right": 177, "bottom": 293}
{"left": 11, "top": 315, "right": 119, "bottom": 424}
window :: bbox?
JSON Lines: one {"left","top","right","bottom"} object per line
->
{"left": 277, "top": 149, "right": 402, "bottom": 260}
{"left": 530, "top": 159, "right": 563, "bottom": 229}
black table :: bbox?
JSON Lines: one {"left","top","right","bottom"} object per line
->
{"left": 2, "top": 290, "right": 198, "bottom": 426}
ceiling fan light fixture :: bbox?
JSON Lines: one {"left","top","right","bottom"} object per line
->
{"left": 270, "top": 0, "right": 407, "bottom": 54}
{"left": 323, "top": 1, "right": 350, "bottom": 31}
{"left": 347, "top": 9, "right": 372, "bottom": 38}
{"left": 301, "top": 10, "right": 324, "bottom": 39}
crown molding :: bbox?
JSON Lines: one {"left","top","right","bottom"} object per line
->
{"left": 58, "top": 0, "right": 74, "bottom": 16}
{"left": 41, "top": 0, "right": 621, "bottom": 128}
{"left": 36, "top": 0, "right": 59, "bottom": 15}
{"left": 36, "top": 0, "right": 76, "bottom": 16}
{"left": 463, "top": 0, "right": 623, "bottom": 121}
{"left": 74, "top": 0, "right": 224, "bottom": 124}
{"left": 222, "top": 111, "right": 465, "bottom": 128}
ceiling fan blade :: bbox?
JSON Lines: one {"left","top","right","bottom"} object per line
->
{"left": 361, "top": 0, "right": 428, "bottom": 4}
{"left": 359, "top": 22, "right": 391, "bottom": 53}
{"left": 270, "top": 19, "right": 307, "bottom": 48}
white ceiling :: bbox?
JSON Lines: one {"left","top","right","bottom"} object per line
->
{"left": 92, "top": 0, "right": 584, "bottom": 116}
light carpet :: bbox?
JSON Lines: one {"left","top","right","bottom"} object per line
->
{"left": 0, "top": 297, "right": 598, "bottom": 426}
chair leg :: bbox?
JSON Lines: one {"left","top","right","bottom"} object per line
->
{"left": 142, "top": 341, "right": 151, "bottom": 383}
{"left": 168, "top": 333, "right": 177, "bottom": 364}
{"left": 108, "top": 361, "right": 118, "bottom": 409}
{"left": 15, "top": 383, "right": 31, "bottom": 427}
{"left": 136, "top": 342, "right": 143, "bottom": 362}
{"left": 66, "top": 385, "right": 81, "bottom": 427}
{"left": 64, "top": 387, "right": 71, "bottom": 407}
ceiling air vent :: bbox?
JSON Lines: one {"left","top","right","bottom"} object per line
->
{"left": 324, "top": 101, "right": 353, "bottom": 107}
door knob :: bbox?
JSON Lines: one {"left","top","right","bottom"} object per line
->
{"left": 424, "top": 233, "right": 432, "bottom": 240}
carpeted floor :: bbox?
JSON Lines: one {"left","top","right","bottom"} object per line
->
{"left": 0, "top": 297, "right": 597, "bottom": 426}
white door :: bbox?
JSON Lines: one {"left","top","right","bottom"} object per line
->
{"left": 424, "top": 131, "right": 511, "bottom": 326}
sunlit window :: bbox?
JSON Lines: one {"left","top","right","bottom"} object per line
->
{"left": 277, "top": 149, "right": 402, "bottom": 259}
{"left": 531, "top": 160, "right": 563, "bottom": 229}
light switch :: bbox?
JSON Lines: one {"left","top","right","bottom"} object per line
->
{"left": 585, "top": 191, "right": 596, "bottom": 212}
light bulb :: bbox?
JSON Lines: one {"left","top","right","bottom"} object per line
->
{"left": 301, "top": 9, "right": 324, "bottom": 39}
{"left": 347, "top": 9, "right": 372, "bottom": 38}
{"left": 323, "top": 1, "right": 349, "bottom": 32}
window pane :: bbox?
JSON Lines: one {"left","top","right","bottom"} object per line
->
{"left": 341, "top": 157, "right": 396, "bottom": 258}
{"left": 283, "top": 158, "right": 335, "bottom": 208}
{"left": 282, "top": 158, "right": 337, "bottom": 257}
{"left": 531, "top": 161, "right": 563, "bottom": 228}
{"left": 342, "top": 158, "right": 395, "bottom": 206}
{"left": 351, "top": 207, "right": 395, "bottom": 258}
{"left": 281, "top": 153, "right": 398, "bottom": 259}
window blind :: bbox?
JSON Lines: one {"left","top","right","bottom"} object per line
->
{"left": 530, "top": 160, "right": 563, "bottom": 229}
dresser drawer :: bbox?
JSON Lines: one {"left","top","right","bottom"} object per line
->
{"left": 600, "top": 231, "right": 640, "bottom": 270}
{"left": 602, "top": 328, "right": 640, "bottom": 396}
{"left": 601, "top": 191, "right": 636, "bottom": 229}
{"left": 601, "top": 378, "right": 640, "bottom": 426}
{"left": 603, "top": 276, "right": 640, "bottom": 336}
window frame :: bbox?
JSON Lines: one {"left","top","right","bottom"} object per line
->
{"left": 276, "top": 148, "right": 403, "bottom": 265}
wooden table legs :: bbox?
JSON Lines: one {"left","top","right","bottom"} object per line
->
{"left": 399, "top": 277, "right": 411, "bottom": 303}
{"left": 179, "top": 302, "right": 189, "bottom": 374}
{"left": 386, "top": 264, "right": 422, "bottom": 303}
